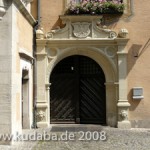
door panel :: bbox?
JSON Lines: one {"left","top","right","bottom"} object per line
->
{"left": 50, "top": 76, "right": 76, "bottom": 123}
{"left": 80, "top": 77, "right": 106, "bottom": 124}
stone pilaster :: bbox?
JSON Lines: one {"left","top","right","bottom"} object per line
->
{"left": 116, "top": 38, "right": 131, "bottom": 129}
{"left": 105, "top": 82, "right": 118, "bottom": 127}
{"left": 36, "top": 40, "right": 49, "bottom": 128}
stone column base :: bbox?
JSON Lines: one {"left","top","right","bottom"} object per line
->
{"left": 37, "top": 122, "right": 49, "bottom": 128}
{"left": 118, "top": 121, "right": 131, "bottom": 129}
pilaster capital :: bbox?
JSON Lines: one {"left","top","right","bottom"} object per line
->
{"left": 117, "top": 101, "right": 131, "bottom": 107}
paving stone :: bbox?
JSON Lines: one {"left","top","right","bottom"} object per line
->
{"left": 0, "top": 125, "right": 150, "bottom": 150}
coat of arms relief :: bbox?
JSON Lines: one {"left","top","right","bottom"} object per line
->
{"left": 72, "top": 22, "right": 91, "bottom": 38}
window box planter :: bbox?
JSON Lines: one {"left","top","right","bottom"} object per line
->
{"left": 65, "top": 0, "right": 125, "bottom": 15}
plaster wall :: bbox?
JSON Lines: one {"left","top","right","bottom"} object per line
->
{"left": 121, "top": 0, "right": 150, "bottom": 127}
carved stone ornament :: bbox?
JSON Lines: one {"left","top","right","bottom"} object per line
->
{"left": 0, "top": 0, "right": 6, "bottom": 20}
{"left": 46, "top": 32, "right": 53, "bottom": 39}
{"left": 109, "top": 31, "right": 117, "bottom": 39}
{"left": 120, "top": 110, "right": 128, "bottom": 121}
{"left": 44, "top": 16, "right": 119, "bottom": 40}
{"left": 36, "top": 28, "right": 44, "bottom": 39}
{"left": 72, "top": 22, "right": 91, "bottom": 38}
{"left": 105, "top": 47, "right": 116, "bottom": 58}
{"left": 36, "top": 110, "right": 46, "bottom": 122}
{"left": 118, "top": 28, "right": 128, "bottom": 38}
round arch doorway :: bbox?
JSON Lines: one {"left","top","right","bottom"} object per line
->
{"left": 50, "top": 55, "right": 106, "bottom": 124}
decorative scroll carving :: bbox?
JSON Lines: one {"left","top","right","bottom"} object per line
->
{"left": 45, "top": 20, "right": 69, "bottom": 39}
{"left": 72, "top": 22, "right": 91, "bottom": 38}
{"left": 46, "top": 32, "right": 53, "bottom": 39}
{"left": 37, "top": 16, "right": 129, "bottom": 41}
{"left": 44, "top": 17, "right": 129, "bottom": 40}
{"left": 109, "top": 31, "right": 117, "bottom": 38}
{"left": 93, "top": 21, "right": 117, "bottom": 38}
{"left": 44, "top": 16, "right": 121, "bottom": 40}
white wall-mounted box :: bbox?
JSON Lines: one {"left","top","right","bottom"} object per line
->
{"left": 133, "top": 87, "right": 144, "bottom": 100}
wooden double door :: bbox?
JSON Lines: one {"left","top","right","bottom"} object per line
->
{"left": 50, "top": 55, "right": 106, "bottom": 124}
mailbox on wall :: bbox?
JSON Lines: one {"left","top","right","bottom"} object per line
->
{"left": 133, "top": 87, "right": 144, "bottom": 100}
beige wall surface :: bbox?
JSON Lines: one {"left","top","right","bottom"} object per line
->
{"left": 125, "top": 1, "right": 150, "bottom": 125}
{"left": 39, "top": 0, "right": 64, "bottom": 31}
{"left": 11, "top": 3, "right": 34, "bottom": 134}
{"left": 31, "top": 0, "right": 38, "bottom": 20}
{"left": 17, "top": 12, "right": 33, "bottom": 54}
{"left": 34, "top": 0, "right": 150, "bottom": 127}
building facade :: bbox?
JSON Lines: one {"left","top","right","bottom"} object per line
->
{"left": 35, "top": 0, "right": 150, "bottom": 129}
{"left": 0, "top": 0, "right": 36, "bottom": 144}
{"left": 0, "top": 0, "right": 150, "bottom": 144}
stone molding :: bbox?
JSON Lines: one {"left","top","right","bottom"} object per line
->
{"left": 19, "top": 49, "right": 34, "bottom": 62}
{"left": 13, "top": 0, "right": 36, "bottom": 26}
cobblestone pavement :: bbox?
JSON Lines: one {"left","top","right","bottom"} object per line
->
{"left": 0, "top": 125, "right": 150, "bottom": 150}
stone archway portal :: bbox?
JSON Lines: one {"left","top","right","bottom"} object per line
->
{"left": 50, "top": 55, "right": 106, "bottom": 124}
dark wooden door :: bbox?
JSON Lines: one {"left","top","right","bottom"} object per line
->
{"left": 50, "top": 55, "right": 106, "bottom": 124}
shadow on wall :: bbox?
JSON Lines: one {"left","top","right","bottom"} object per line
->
{"left": 51, "top": 18, "right": 65, "bottom": 30}
{"left": 127, "top": 38, "right": 150, "bottom": 75}
{"left": 102, "top": 14, "right": 123, "bottom": 28}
